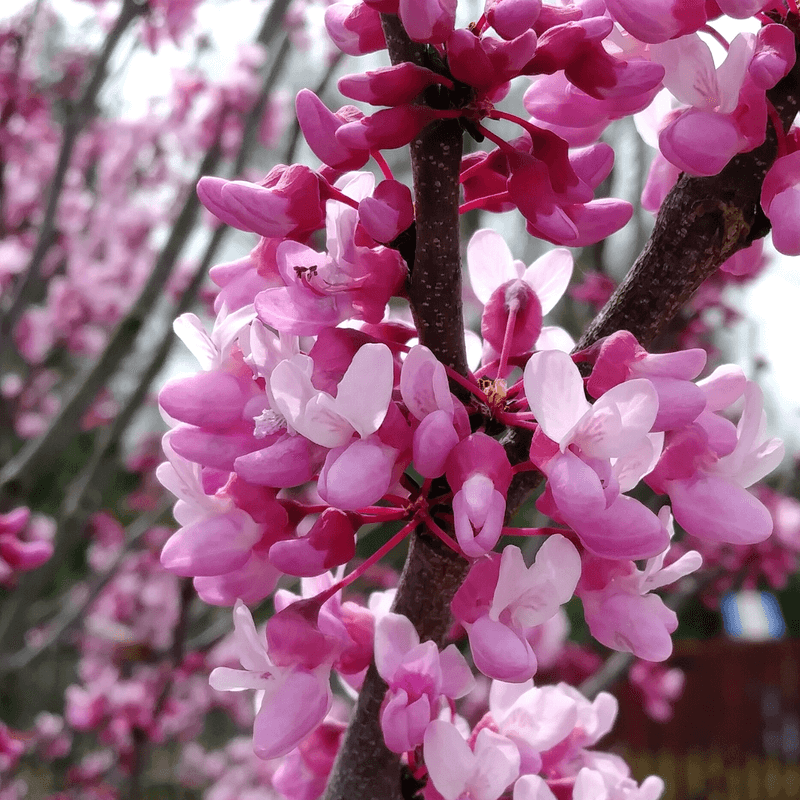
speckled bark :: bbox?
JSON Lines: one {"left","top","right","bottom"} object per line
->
{"left": 322, "top": 16, "right": 470, "bottom": 800}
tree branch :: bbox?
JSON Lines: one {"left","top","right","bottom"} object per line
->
{"left": 323, "top": 15, "right": 470, "bottom": 800}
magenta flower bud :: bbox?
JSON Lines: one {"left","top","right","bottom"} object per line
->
{"left": 234, "top": 434, "right": 323, "bottom": 488}
{"left": 197, "top": 165, "right": 328, "bottom": 240}
{"left": 160, "top": 509, "right": 263, "bottom": 577}
{"left": 749, "top": 25, "right": 796, "bottom": 90}
{"left": 339, "top": 62, "right": 453, "bottom": 107}
{"left": 485, "top": 0, "right": 541, "bottom": 39}
{"left": 268, "top": 508, "right": 357, "bottom": 577}
{"left": 358, "top": 179, "right": 414, "bottom": 243}
{"left": 296, "top": 90, "right": 370, "bottom": 171}
{"left": 317, "top": 437, "right": 398, "bottom": 511}
{"left": 325, "top": 1, "right": 387, "bottom": 55}
{"left": 170, "top": 422, "right": 265, "bottom": 471}
{"left": 481, "top": 279, "right": 543, "bottom": 357}
{"left": 336, "top": 105, "right": 438, "bottom": 152}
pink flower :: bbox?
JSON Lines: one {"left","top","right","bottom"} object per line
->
{"left": 577, "top": 509, "right": 702, "bottom": 661}
{"left": 209, "top": 600, "right": 335, "bottom": 760}
{"left": 647, "top": 373, "right": 784, "bottom": 545}
{"left": 374, "top": 612, "right": 473, "bottom": 753}
{"left": 761, "top": 149, "right": 800, "bottom": 256}
{"left": 445, "top": 434, "right": 513, "bottom": 557}
{"left": 525, "top": 349, "right": 668, "bottom": 560}
{"left": 466, "top": 229, "right": 573, "bottom": 362}
{"left": 452, "top": 537, "right": 581, "bottom": 682}
{"left": 424, "top": 720, "right": 520, "bottom": 800}
{"left": 197, "top": 165, "right": 331, "bottom": 241}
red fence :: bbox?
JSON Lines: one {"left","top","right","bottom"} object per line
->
{"left": 608, "top": 638, "right": 800, "bottom": 799}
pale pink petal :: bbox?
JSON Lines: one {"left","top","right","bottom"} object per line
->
{"left": 160, "top": 510, "right": 261, "bottom": 577}
{"left": 697, "top": 364, "right": 746, "bottom": 410}
{"left": 467, "top": 229, "right": 519, "bottom": 305}
{"left": 335, "top": 343, "right": 393, "bottom": 437}
{"left": 574, "top": 378, "right": 659, "bottom": 459}
{"left": 471, "top": 728, "right": 520, "bottom": 800}
{"left": 233, "top": 599, "right": 272, "bottom": 673}
{"left": 469, "top": 615, "right": 538, "bottom": 682}
{"left": 573, "top": 769, "right": 609, "bottom": 800}
{"left": 375, "top": 612, "right": 419, "bottom": 680}
{"left": 400, "top": 345, "right": 453, "bottom": 420}
{"left": 439, "top": 644, "right": 475, "bottom": 698}
{"left": 381, "top": 690, "right": 431, "bottom": 753}
{"left": 317, "top": 438, "right": 396, "bottom": 510}
{"left": 651, "top": 35, "right": 719, "bottom": 110}
{"left": 209, "top": 667, "right": 269, "bottom": 692}
{"left": 253, "top": 670, "right": 332, "bottom": 759}
{"left": 522, "top": 248, "right": 573, "bottom": 314}
{"left": 514, "top": 775, "right": 558, "bottom": 800}
{"left": 535, "top": 326, "right": 574, "bottom": 352}
{"left": 424, "top": 720, "right": 474, "bottom": 800}
{"left": 524, "top": 350, "right": 589, "bottom": 445}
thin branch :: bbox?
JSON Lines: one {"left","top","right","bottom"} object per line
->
{"left": 0, "top": 0, "right": 145, "bottom": 343}
{"left": 0, "top": 500, "right": 171, "bottom": 676}
{"left": 0, "top": 128, "right": 225, "bottom": 505}
{"left": 323, "top": 15, "right": 470, "bottom": 800}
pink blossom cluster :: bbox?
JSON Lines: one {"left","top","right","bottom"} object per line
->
{"left": 147, "top": 0, "right": 800, "bottom": 790}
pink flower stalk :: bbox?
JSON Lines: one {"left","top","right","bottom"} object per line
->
{"left": 445, "top": 434, "right": 514, "bottom": 557}
{"left": 209, "top": 600, "right": 336, "bottom": 760}
{"left": 451, "top": 537, "right": 581, "bottom": 682}
{"left": 524, "top": 349, "right": 668, "bottom": 560}
{"left": 423, "top": 719, "right": 521, "bottom": 800}
{"left": 374, "top": 612, "right": 473, "bottom": 753}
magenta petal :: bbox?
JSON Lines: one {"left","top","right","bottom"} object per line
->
{"left": 668, "top": 475, "right": 773, "bottom": 545}
{"left": 577, "top": 495, "right": 670, "bottom": 561}
{"left": 253, "top": 670, "right": 332, "bottom": 760}
{"left": 234, "top": 435, "right": 321, "bottom": 488}
{"left": 659, "top": 110, "right": 741, "bottom": 177}
{"left": 318, "top": 438, "right": 395, "bottom": 510}
{"left": 161, "top": 511, "right": 261, "bottom": 577}
{"left": 413, "top": 410, "right": 460, "bottom": 479}
{"left": 469, "top": 615, "right": 537, "bottom": 682}
{"left": 159, "top": 371, "right": 248, "bottom": 430}
{"left": 381, "top": 691, "right": 431, "bottom": 753}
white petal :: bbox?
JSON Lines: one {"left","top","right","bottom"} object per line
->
{"left": 523, "top": 248, "right": 573, "bottom": 315}
{"left": 524, "top": 350, "right": 589, "bottom": 445}
{"left": 467, "top": 229, "right": 518, "bottom": 305}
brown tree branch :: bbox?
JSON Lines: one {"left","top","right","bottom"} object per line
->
{"left": 323, "top": 15, "right": 471, "bottom": 800}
